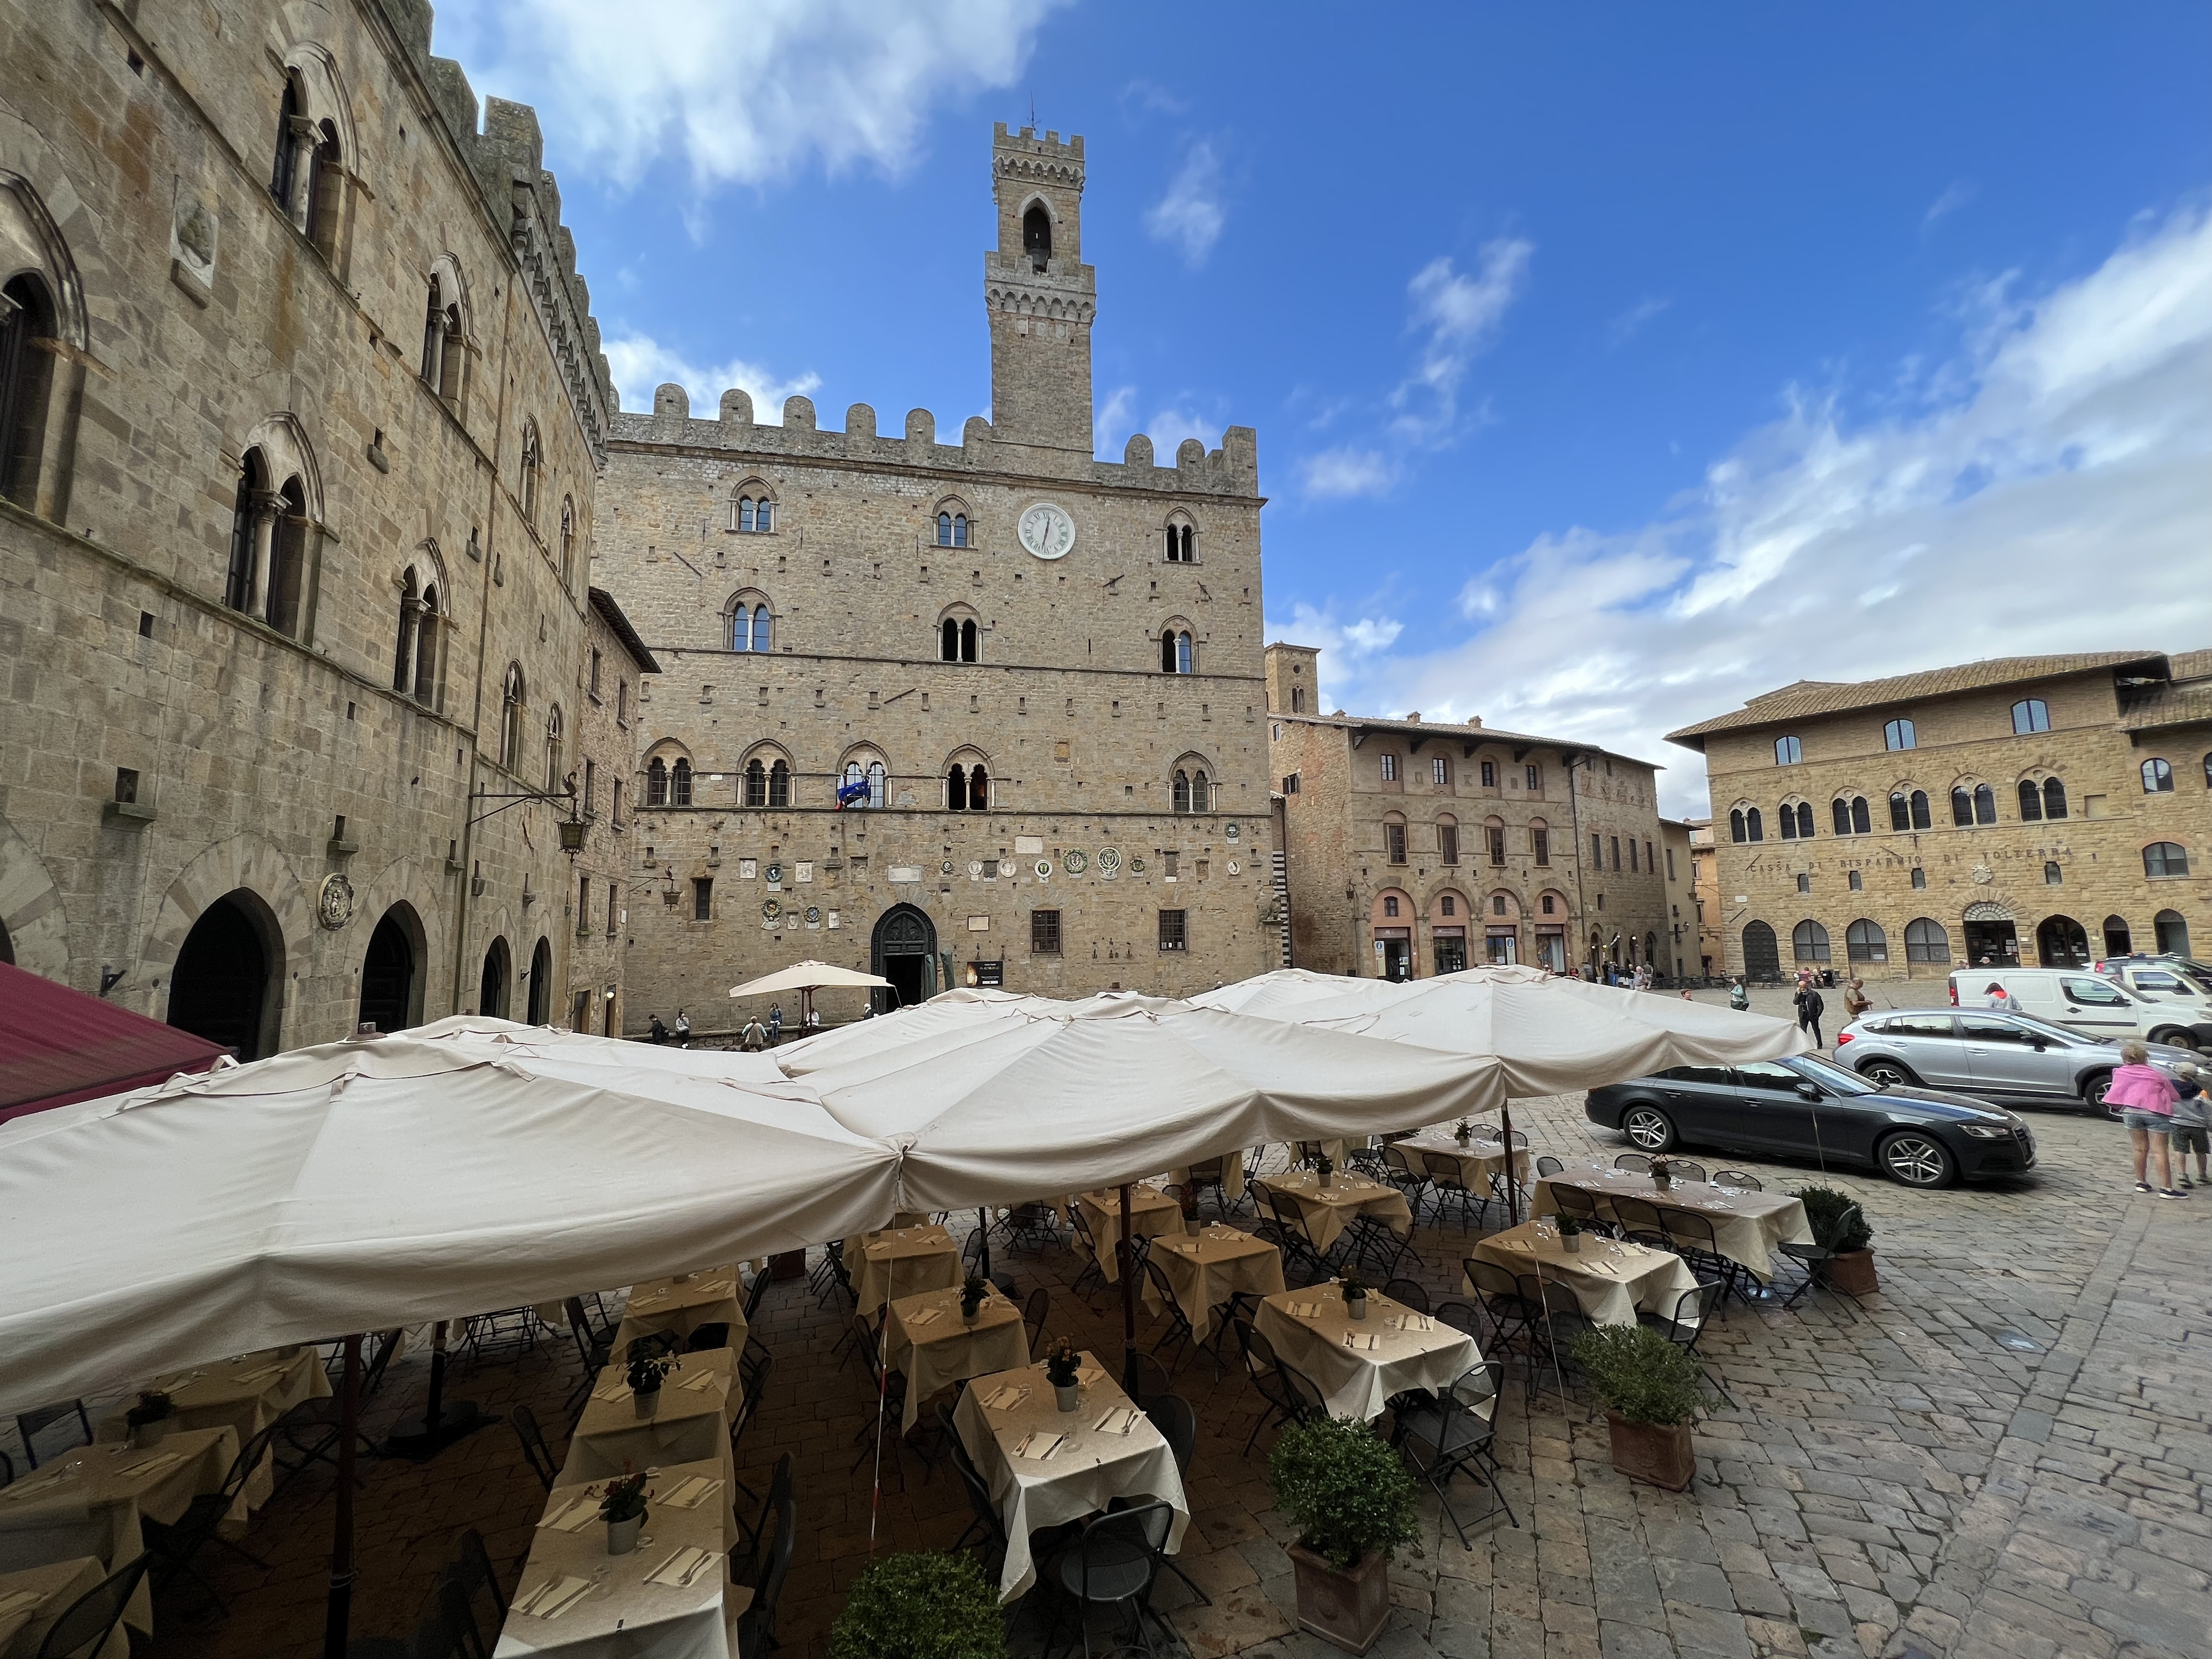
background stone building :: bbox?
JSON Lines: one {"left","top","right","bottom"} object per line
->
{"left": 1686, "top": 818, "right": 1721, "bottom": 978}
{"left": 594, "top": 126, "right": 1280, "bottom": 1026}
{"left": 1668, "top": 651, "right": 2212, "bottom": 982}
{"left": 1262, "top": 644, "right": 1670, "bottom": 979}
{"left": 1658, "top": 818, "right": 1699, "bottom": 979}
{"left": 0, "top": 0, "right": 638, "bottom": 1051}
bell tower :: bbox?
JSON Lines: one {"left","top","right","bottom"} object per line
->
{"left": 986, "top": 124, "right": 1094, "bottom": 459}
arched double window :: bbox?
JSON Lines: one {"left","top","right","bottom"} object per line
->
{"left": 936, "top": 510, "right": 970, "bottom": 547}
{"left": 544, "top": 705, "right": 565, "bottom": 795}
{"left": 1161, "top": 628, "right": 1194, "bottom": 674}
{"left": 271, "top": 71, "right": 345, "bottom": 259}
{"left": 1172, "top": 767, "right": 1212, "bottom": 814}
{"left": 559, "top": 497, "right": 577, "bottom": 590}
{"left": 1904, "top": 917, "right": 1949, "bottom": 962}
{"left": 1832, "top": 796, "right": 1871, "bottom": 836}
{"left": 2142, "top": 758, "right": 2174, "bottom": 793}
{"left": 419, "top": 261, "right": 465, "bottom": 402}
{"left": 841, "top": 759, "right": 888, "bottom": 809}
{"left": 646, "top": 757, "right": 668, "bottom": 806}
{"left": 499, "top": 665, "right": 526, "bottom": 773}
{"left": 2017, "top": 776, "right": 2068, "bottom": 822}
{"left": 1884, "top": 719, "right": 1916, "bottom": 751}
{"left": 732, "top": 491, "right": 774, "bottom": 533}
{"left": 731, "top": 598, "right": 773, "bottom": 653}
{"left": 518, "top": 419, "right": 542, "bottom": 525}
{"left": 1846, "top": 919, "right": 1888, "bottom": 963}
{"left": 392, "top": 562, "right": 441, "bottom": 705}
{"left": 1889, "top": 789, "right": 1931, "bottom": 831}
{"left": 739, "top": 753, "right": 788, "bottom": 808}
{"left": 2145, "top": 842, "right": 2190, "bottom": 879}
{"left": 1778, "top": 801, "right": 1814, "bottom": 840}
{"left": 224, "top": 440, "right": 315, "bottom": 637}
{"left": 1952, "top": 783, "right": 1996, "bottom": 826}
{"left": 1164, "top": 520, "right": 1196, "bottom": 563}
{"left": 2011, "top": 698, "right": 2051, "bottom": 734}
{"left": 671, "top": 758, "right": 694, "bottom": 806}
{"left": 941, "top": 616, "right": 979, "bottom": 662}
{"left": 1792, "top": 920, "right": 1832, "bottom": 962}
{"left": 946, "top": 762, "right": 989, "bottom": 812}
{"left": 1729, "top": 806, "right": 1765, "bottom": 843}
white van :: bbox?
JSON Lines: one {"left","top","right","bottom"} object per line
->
{"left": 1949, "top": 967, "right": 2212, "bottom": 1051}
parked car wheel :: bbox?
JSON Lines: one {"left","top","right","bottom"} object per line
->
{"left": 1858, "top": 1058, "right": 1919, "bottom": 1091}
{"left": 1620, "top": 1105, "right": 1677, "bottom": 1152}
{"left": 1880, "top": 1131, "right": 1957, "bottom": 1188}
{"left": 2082, "top": 1070, "right": 2115, "bottom": 1112}
{"left": 2148, "top": 1026, "right": 2198, "bottom": 1051}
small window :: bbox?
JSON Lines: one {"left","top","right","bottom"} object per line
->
{"left": 1165, "top": 523, "right": 1195, "bottom": 563}
{"left": 2011, "top": 698, "right": 2050, "bottom": 734}
{"left": 1383, "top": 895, "right": 1400, "bottom": 918}
{"left": 1031, "top": 909, "right": 1062, "bottom": 954}
{"left": 2018, "top": 779, "right": 2043, "bottom": 822}
{"left": 768, "top": 759, "right": 791, "bottom": 807}
{"left": 936, "top": 510, "right": 971, "bottom": 548}
{"left": 1593, "top": 831, "right": 1605, "bottom": 864}
{"left": 2142, "top": 758, "right": 2174, "bottom": 794}
{"left": 2043, "top": 778, "right": 2068, "bottom": 820}
{"left": 1532, "top": 827, "right": 1550, "bottom": 865}
{"left": 1628, "top": 839, "right": 1639, "bottom": 872}
{"left": 1161, "top": 629, "right": 1194, "bottom": 674}
{"left": 1438, "top": 822, "right": 1460, "bottom": 864}
{"left": 1291, "top": 687, "right": 1306, "bottom": 712}
{"left": 1975, "top": 784, "right": 1996, "bottom": 824}
{"left": 1832, "top": 799, "right": 1853, "bottom": 837}
{"left": 1730, "top": 808, "right": 1747, "bottom": 844}
{"left": 1796, "top": 873, "right": 1811, "bottom": 894}
{"left": 1385, "top": 822, "right": 1407, "bottom": 864}
{"left": 2044, "top": 860, "right": 2063, "bottom": 885}
{"left": 1379, "top": 754, "right": 1399, "bottom": 782}
{"left": 647, "top": 758, "right": 668, "bottom": 807}
{"left": 2145, "top": 841, "right": 2189, "bottom": 878}
{"left": 1610, "top": 836, "right": 1621, "bottom": 871}
{"left": 691, "top": 877, "right": 713, "bottom": 921}
{"left": 743, "top": 758, "right": 766, "bottom": 807}
{"left": 1911, "top": 866, "right": 1927, "bottom": 889}
{"left": 1848, "top": 870, "right": 1863, "bottom": 891}
{"left": 1883, "top": 719, "right": 1916, "bottom": 751}
{"left": 1780, "top": 804, "right": 1798, "bottom": 841}
{"left": 1746, "top": 807, "right": 1764, "bottom": 842}
{"left": 1541, "top": 894, "right": 1556, "bottom": 915}
{"left": 1480, "top": 760, "right": 1496, "bottom": 787}
{"left": 1443, "top": 895, "right": 1458, "bottom": 917}
{"left": 611, "top": 780, "right": 624, "bottom": 827}
{"left": 1158, "top": 909, "right": 1188, "bottom": 952}
{"left": 671, "top": 758, "right": 692, "bottom": 806}
{"left": 1284, "top": 772, "right": 1300, "bottom": 795}
{"left": 1431, "top": 756, "right": 1450, "bottom": 786}
{"left": 1775, "top": 735, "right": 1803, "bottom": 765}
{"left": 1851, "top": 797, "right": 1870, "bottom": 834}
{"left": 1525, "top": 764, "right": 1541, "bottom": 792}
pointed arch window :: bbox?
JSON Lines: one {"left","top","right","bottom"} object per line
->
{"left": 1023, "top": 202, "right": 1051, "bottom": 269}
{"left": 518, "top": 420, "right": 542, "bottom": 525}
{"left": 544, "top": 705, "right": 565, "bottom": 795}
{"left": 648, "top": 758, "right": 669, "bottom": 807}
{"left": 936, "top": 510, "right": 970, "bottom": 547}
{"left": 499, "top": 665, "right": 525, "bottom": 773}
{"left": 392, "top": 566, "right": 441, "bottom": 705}
{"left": 732, "top": 599, "right": 773, "bottom": 653}
{"left": 768, "top": 759, "right": 790, "bottom": 807}
{"left": 1, "top": 274, "right": 58, "bottom": 509}
{"left": 743, "top": 759, "right": 766, "bottom": 807}
{"left": 670, "top": 758, "right": 693, "bottom": 807}
{"left": 1162, "top": 629, "right": 1193, "bottom": 673}
{"left": 1172, "top": 770, "right": 1191, "bottom": 813}
{"left": 559, "top": 497, "right": 576, "bottom": 589}
{"left": 1165, "top": 523, "right": 1195, "bottom": 563}
{"left": 420, "top": 278, "right": 463, "bottom": 401}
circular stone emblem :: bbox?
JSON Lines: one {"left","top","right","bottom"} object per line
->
{"left": 805, "top": 905, "right": 821, "bottom": 924}
{"left": 1062, "top": 849, "right": 1088, "bottom": 874}
{"left": 969, "top": 860, "right": 985, "bottom": 878}
{"left": 941, "top": 859, "right": 956, "bottom": 876}
{"left": 1096, "top": 847, "right": 1123, "bottom": 878}
{"left": 1017, "top": 502, "right": 1076, "bottom": 561}
{"left": 1129, "top": 857, "right": 1147, "bottom": 875}
{"left": 761, "top": 898, "right": 781, "bottom": 920}
{"left": 1227, "top": 860, "right": 1241, "bottom": 875}
{"left": 1035, "top": 859, "right": 1052, "bottom": 879}
{"left": 764, "top": 862, "right": 784, "bottom": 885}
{"left": 316, "top": 873, "right": 354, "bottom": 930}
{"left": 998, "top": 858, "right": 1018, "bottom": 879}
{"left": 1225, "top": 823, "right": 1240, "bottom": 842}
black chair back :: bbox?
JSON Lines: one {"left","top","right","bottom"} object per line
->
{"left": 734, "top": 1450, "right": 794, "bottom": 1584}
{"left": 360, "top": 1328, "right": 406, "bottom": 1396}
{"left": 1022, "top": 1286, "right": 1051, "bottom": 1349}
{"left": 1127, "top": 1351, "right": 1171, "bottom": 1407}
{"left": 1277, "top": 1360, "right": 1327, "bottom": 1423}
{"left": 1614, "top": 1152, "right": 1651, "bottom": 1173}
{"left": 1711, "top": 1168, "right": 1762, "bottom": 1190}
{"left": 1383, "top": 1277, "right": 1430, "bottom": 1314}
{"left": 736, "top": 1496, "right": 797, "bottom": 1655}
{"left": 743, "top": 1267, "right": 770, "bottom": 1324}
{"left": 508, "top": 1404, "right": 558, "bottom": 1490}
{"left": 1146, "top": 1394, "right": 1197, "bottom": 1475}
{"left": 1667, "top": 1160, "right": 1709, "bottom": 1183}
{"left": 1550, "top": 1185, "right": 1601, "bottom": 1226}
{"left": 1534, "top": 1154, "right": 1564, "bottom": 1178}
{"left": 447, "top": 1525, "right": 508, "bottom": 1622}
{"left": 0, "top": 1448, "right": 12, "bottom": 1489}
{"left": 14, "top": 1400, "right": 91, "bottom": 1470}
{"left": 36, "top": 1553, "right": 151, "bottom": 1659}
{"left": 1071, "top": 1499, "right": 1173, "bottom": 1603}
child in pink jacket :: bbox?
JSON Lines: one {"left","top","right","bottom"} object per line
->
{"left": 2106, "top": 1041, "right": 2182, "bottom": 1197}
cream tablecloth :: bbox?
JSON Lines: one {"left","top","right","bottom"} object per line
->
{"left": 1255, "top": 1171, "right": 1413, "bottom": 1254}
{"left": 844, "top": 1226, "right": 961, "bottom": 1316}
{"left": 1395, "top": 1130, "right": 1531, "bottom": 1195}
{"left": 1071, "top": 1188, "right": 1187, "bottom": 1285}
{"left": 613, "top": 1270, "right": 747, "bottom": 1358}
{"left": 0, "top": 1426, "right": 238, "bottom": 1639}
{"left": 0, "top": 1557, "right": 121, "bottom": 1659}
{"left": 495, "top": 1455, "right": 747, "bottom": 1659}
{"left": 563, "top": 1350, "right": 735, "bottom": 1483}
{"left": 883, "top": 1285, "right": 1031, "bottom": 1432}
{"left": 952, "top": 1352, "right": 1190, "bottom": 1601}
{"left": 1254, "top": 1285, "right": 1481, "bottom": 1421}
{"left": 1140, "top": 1228, "right": 1285, "bottom": 1342}
{"left": 1531, "top": 1164, "right": 1811, "bottom": 1284}
{"left": 1165, "top": 1152, "right": 1249, "bottom": 1204}
{"left": 1468, "top": 1222, "right": 1702, "bottom": 1327}
{"left": 97, "top": 1345, "right": 327, "bottom": 1517}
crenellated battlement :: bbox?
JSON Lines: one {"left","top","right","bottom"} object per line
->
{"left": 612, "top": 390, "right": 1259, "bottom": 498}
{"left": 992, "top": 122, "right": 1086, "bottom": 186}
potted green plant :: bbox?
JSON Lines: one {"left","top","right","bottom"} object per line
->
{"left": 1338, "top": 1271, "right": 1368, "bottom": 1319}
{"left": 1649, "top": 1155, "right": 1673, "bottom": 1189}
{"left": 829, "top": 1550, "right": 1006, "bottom": 1659}
{"left": 1555, "top": 1213, "right": 1583, "bottom": 1254}
{"left": 959, "top": 1271, "right": 989, "bottom": 1325}
{"left": 124, "top": 1390, "right": 175, "bottom": 1449}
{"left": 1315, "top": 1154, "right": 1334, "bottom": 1190}
{"left": 625, "top": 1347, "right": 679, "bottom": 1416}
{"left": 1795, "top": 1184, "right": 1877, "bottom": 1296}
{"left": 1044, "top": 1338, "right": 1082, "bottom": 1412}
{"left": 592, "top": 1469, "right": 653, "bottom": 1555}
{"left": 1453, "top": 1118, "right": 1474, "bottom": 1146}
{"left": 1268, "top": 1416, "right": 1420, "bottom": 1654}
{"left": 1572, "top": 1324, "right": 1705, "bottom": 1491}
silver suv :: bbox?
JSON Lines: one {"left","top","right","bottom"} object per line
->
{"left": 1834, "top": 1008, "right": 2194, "bottom": 1112}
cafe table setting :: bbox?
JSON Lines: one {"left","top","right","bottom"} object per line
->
{"left": 94, "top": 1344, "right": 329, "bottom": 1517}
{"left": 495, "top": 1454, "right": 745, "bottom": 1658}
{"left": 0, "top": 1426, "right": 240, "bottom": 1639}
{"left": 951, "top": 1351, "right": 1190, "bottom": 1601}
{"left": 1530, "top": 1161, "right": 1812, "bottom": 1282}
{"left": 1070, "top": 1186, "right": 1187, "bottom": 1284}
{"left": 843, "top": 1224, "right": 961, "bottom": 1316}
{"left": 0, "top": 1557, "right": 119, "bottom": 1659}
{"left": 1468, "top": 1219, "right": 1703, "bottom": 1327}
{"left": 1395, "top": 1126, "right": 1532, "bottom": 1193}
{"left": 611, "top": 1268, "right": 747, "bottom": 1358}
{"left": 1252, "top": 1168, "right": 1413, "bottom": 1254}
{"left": 1253, "top": 1283, "right": 1481, "bottom": 1421}
{"left": 1140, "top": 1226, "right": 1285, "bottom": 1342}
{"left": 563, "top": 1349, "right": 737, "bottom": 1484}
{"left": 881, "top": 1283, "right": 1031, "bottom": 1431}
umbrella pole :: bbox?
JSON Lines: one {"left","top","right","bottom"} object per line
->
{"left": 322, "top": 1333, "right": 362, "bottom": 1659}
{"left": 977, "top": 1208, "right": 992, "bottom": 1279}
{"left": 1503, "top": 1100, "right": 1523, "bottom": 1229}
{"left": 1119, "top": 1183, "right": 1138, "bottom": 1398}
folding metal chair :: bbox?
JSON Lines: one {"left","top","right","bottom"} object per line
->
{"left": 1392, "top": 1361, "right": 1518, "bottom": 1546}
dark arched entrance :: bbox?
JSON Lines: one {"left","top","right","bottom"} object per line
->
{"left": 480, "top": 936, "right": 512, "bottom": 1019}
{"left": 168, "top": 890, "right": 279, "bottom": 1058}
{"left": 526, "top": 936, "right": 553, "bottom": 1025}
{"left": 357, "top": 906, "right": 420, "bottom": 1035}
{"left": 2103, "top": 915, "right": 2132, "bottom": 957}
{"left": 2036, "top": 915, "right": 2090, "bottom": 968}
{"left": 872, "top": 904, "right": 937, "bottom": 1013}
{"left": 1742, "top": 921, "right": 1780, "bottom": 981}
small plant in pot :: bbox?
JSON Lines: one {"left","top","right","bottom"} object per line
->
{"left": 1572, "top": 1323, "right": 1706, "bottom": 1491}
{"left": 624, "top": 1343, "right": 679, "bottom": 1416}
{"left": 124, "top": 1390, "right": 175, "bottom": 1449}
{"left": 959, "top": 1271, "right": 989, "bottom": 1324}
{"left": 1453, "top": 1118, "right": 1474, "bottom": 1145}
{"left": 1044, "top": 1338, "right": 1082, "bottom": 1412}
{"left": 1795, "top": 1183, "right": 1877, "bottom": 1296}
{"left": 830, "top": 1549, "right": 1006, "bottom": 1659}
{"left": 1268, "top": 1416, "right": 1420, "bottom": 1655}
{"left": 1338, "top": 1271, "right": 1368, "bottom": 1319}
{"left": 1315, "top": 1154, "right": 1334, "bottom": 1190}
{"left": 592, "top": 1468, "right": 653, "bottom": 1555}
{"left": 1648, "top": 1155, "right": 1673, "bottom": 1188}
{"left": 1554, "top": 1213, "right": 1584, "bottom": 1254}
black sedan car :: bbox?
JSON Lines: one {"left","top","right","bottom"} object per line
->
{"left": 1584, "top": 1053, "right": 2036, "bottom": 1188}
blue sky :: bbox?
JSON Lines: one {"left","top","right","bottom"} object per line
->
{"left": 437, "top": 1, "right": 2212, "bottom": 813}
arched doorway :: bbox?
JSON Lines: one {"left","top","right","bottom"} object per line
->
{"left": 2036, "top": 915, "right": 2090, "bottom": 968}
{"left": 1962, "top": 902, "right": 2019, "bottom": 968}
{"left": 1742, "top": 921, "right": 1780, "bottom": 981}
{"left": 872, "top": 905, "right": 937, "bottom": 1012}
{"left": 480, "top": 936, "right": 512, "bottom": 1018}
{"left": 167, "top": 890, "right": 280, "bottom": 1059}
{"left": 2103, "top": 915, "right": 2132, "bottom": 957}
{"left": 357, "top": 907, "right": 420, "bottom": 1035}
{"left": 2156, "top": 910, "right": 2192, "bottom": 956}
{"left": 526, "top": 936, "right": 552, "bottom": 1024}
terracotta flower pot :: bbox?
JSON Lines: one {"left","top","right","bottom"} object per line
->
{"left": 1827, "top": 1248, "right": 1879, "bottom": 1297}
{"left": 1604, "top": 1410, "right": 1694, "bottom": 1491}
{"left": 1287, "top": 1540, "right": 1390, "bottom": 1655}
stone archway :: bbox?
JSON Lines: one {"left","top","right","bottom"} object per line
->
{"left": 872, "top": 904, "right": 937, "bottom": 1012}
{"left": 526, "top": 936, "right": 553, "bottom": 1025}
{"left": 481, "top": 936, "right": 512, "bottom": 1019}
{"left": 167, "top": 888, "right": 285, "bottom": 1059}
{"left": 357, "top": 903, "right": 425, "bottom": 1035}
{"left": 0, "top": 813, "right": 69, "bottom": 982}
{"left": 142, "top": 832, "right": 309, "bottom": 1042}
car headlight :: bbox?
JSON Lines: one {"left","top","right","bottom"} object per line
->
{"left": 1960, "top": 1124, "right": 2013, "bottom": 1139}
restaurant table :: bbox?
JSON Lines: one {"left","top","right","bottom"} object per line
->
{"left": 1071, "top": 1187, "right": 1186, "bottom": 1284}
{"left": 952, "top": 1352, "right": 1190, "bottom": 1602}
{"left": 1468, "top": 1222, "right": 1702, "bottom": 1327}
{"left": 0, "top": 1557, "right": 119, "bottom": 1659}
{"left": 563, "top": 1350, "right": 737, "bottom": 1484}
{"left": 1165, "top": 1151, "right": 1249, "bottom": 1206}
{"left": 1531, "top": 1164, "right": 1812, "bottom": 1283}
{"left": 612, "top": 1269, "right": 747, "bottom": 1358}
{"left": 1254, "top": 1285, "right": 1482, "bottom": 1421}
{"left": 843, "top": 1225, "right": 961, "bottom": 1316}
{"left": 882, "top": 1284, "right": 1031, "bottom": 1432}
{"left": 0, "top": 1426, "right": 238, "bottom": 1639}
{"left": 96, "top": 1345, "right": 328, "bottom": 1519}
{"left": 1254, "top": 1170, "right": 1413, "bottom": 1254}
{"left": 1140, "top": 1227, "right": 1285, "bottom": 1342}
{"left": 494, "top": 1454, "right": 747, "bottom": 1659}
{"left": 1395, "top": 1129, "right": 1532, "bottom": 1196}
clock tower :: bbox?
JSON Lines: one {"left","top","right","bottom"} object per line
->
{"left": 987, "top": 123, "right": 1095, "bottom": 463}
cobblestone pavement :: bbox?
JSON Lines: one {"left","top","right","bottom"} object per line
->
{"left": 13, "top": 987, "right": 2203, "bottom": 1659}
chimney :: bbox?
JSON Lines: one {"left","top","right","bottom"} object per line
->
{"left": 1405, "top": 712, "right": 1420, "bottom": 723}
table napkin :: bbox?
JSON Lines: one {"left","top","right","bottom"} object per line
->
{"left": 1384, "top": 1313, "right": 1435, "bottom": 1333}
{"left": 0, "top": 1589, "right": 45, "bottom": 1620}
{"left": 1093, "top": 1407, "right": 1140, "bottom": 1435}
{"left": 907, "top": 1306, "right": 944, "bottom": 1327}
{"left": 645, "top": 1546, "right": 718, "bottom": 1588}
{"left": 230, "top": 1363, "right": 289, "bottom": 1387}
{"left": 1288, "top": 1301, "right": 1324, "bottom": 1318}
{"left": 664, "top": 1476, "right": 723, "bottom": 1510}
{"left": 119, "top": 1451, "right": 187, "bottom": 1482}
{"left": 1343, "top": 1332, "right": 1383, "bottom": 1352}
{"left": 517, "top": 1575, "right": 596, "bottom": 1620}
{"left": 983, "top": 1385, "right": 1029, "bottom": 1412}
{"left": 678, "top": 1369, "right": 718, "bottom": 1392}
{"left": 0, "top": 1472, "right": 69, "bottom": 1503}
{"left": 1011, "top": 1432, "right": 1065, "bottom": 1461}
{"left": 538, "top": 1496, "right": 599, "bottom": 1533}
{"left": 590, "top": 1378, "right": 629, "bottom": 1402}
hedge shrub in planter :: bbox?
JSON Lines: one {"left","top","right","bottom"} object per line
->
{"left": 1795, "top": 1183, "right": 1877, "bottom": 1294}
{"left": 1268, "top": 1416, "right": 1419, "bottom": 1653}
{"left": 1572, "top": 1324, "right": 1706, "bottom": 1491}
{"left": 828, "top": 1551, "right": 1005, "bottom": 1659}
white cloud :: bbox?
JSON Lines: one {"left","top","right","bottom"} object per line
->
{"left": 1303, "top": 203, "right": 2212, "bottom": 818}
{"left": 1093, "top": 384, "right": 1137, "bottom": 456}
{"left": 1607, "top": 295, "right": 1671, "bottom": 346}
{"left": 1145, "top": 140, "right": 1226, "bottom": 267}
{"left": 1298, "top": 446, "right": 1399, "bottom": 499}
{"left": 1392, "top": 239, "right": 1534, "bottom": 441}
{"left": 434, "top": 0, "right": 1065, "bottom": 190}
{"left": 1262, "top": 603, "right": 1406, "bottom": 712}
{"left": 1924, "top": 179, "right": 1975, "bottom": 229}
{"left": 602, "top": 332, "right": 820, "bottom": 418}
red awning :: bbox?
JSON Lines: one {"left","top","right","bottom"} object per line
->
{"left": 0, "top": 962, "right": 228, "bottom": 1124}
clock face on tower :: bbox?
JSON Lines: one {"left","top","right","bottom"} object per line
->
{"left": 1017, "top": 502, "right": 1076, "bottom": 561}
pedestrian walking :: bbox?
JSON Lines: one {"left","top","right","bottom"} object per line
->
{"left": 2169, "top": 1063, "right": 2209, "bottom": 1190}
{"left": 1794, "top": 982, "right": 1825, "bottom": 1047}
{"left": 2107, "top": 1041, "right": 2182, "bottom": 1197}
{"left": 739, "top": 1015, "right": 766, "bottom": 1051}
{"left": 672, "top": 1008, "right": 691, "bottom": 1046}
{"left": 768, "top": 1003, "right": 784, "bottom": 1045}
{"left": 648, "top": 1014, "right": 669, "bottom": 1045}
{"left": 1843, "top": 977, "right": 1871, "bottom": 1022}
{"left": 1728, "top": 977, "right": 1750, "bottom": 1012}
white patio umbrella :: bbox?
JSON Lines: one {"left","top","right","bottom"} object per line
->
{"left": 729, "top": 958, "right": 894, "bottom": 1032}
{"left": 1188, "top": 966, "right": 1400, "bottom": 1018}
